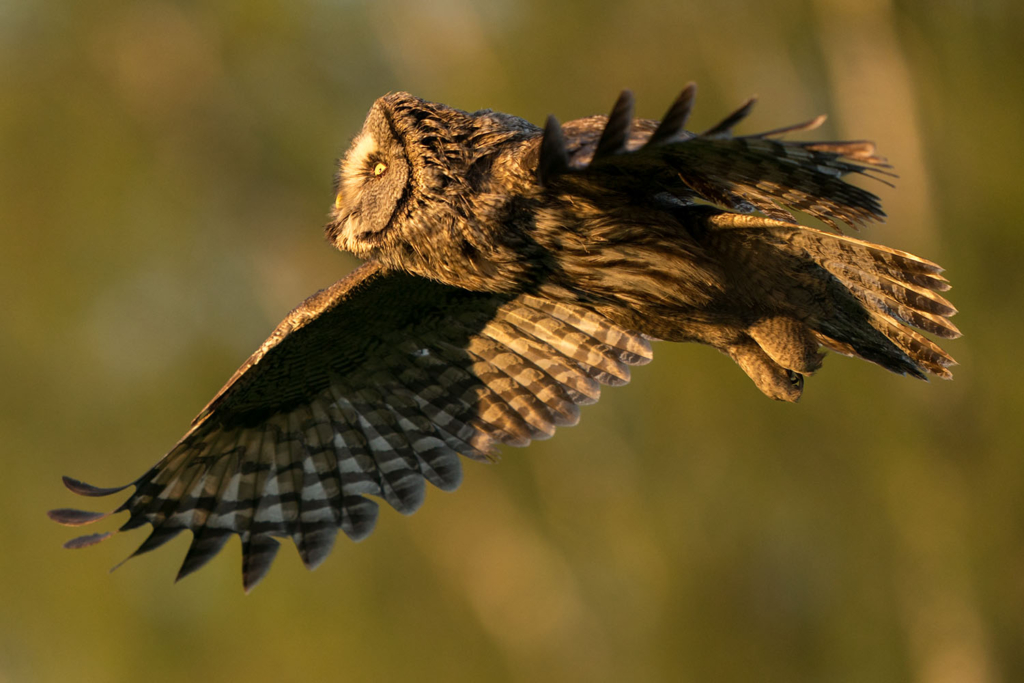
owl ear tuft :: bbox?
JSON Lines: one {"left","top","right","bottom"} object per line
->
{"left": 536, "top": 114, "right": 570, "bottom": 185}
{"left": 592, "top": 90, "right": 634, "bottom": 161}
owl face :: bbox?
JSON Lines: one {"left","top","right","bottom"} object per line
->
{"left": 328, "top": 92, "right": 489, "bottom": 265}
{"left": 329, "top": 99, "right": 413, "bottom": 259}
{"left": 326, "top": 92, "right": 546, "bottom": 291}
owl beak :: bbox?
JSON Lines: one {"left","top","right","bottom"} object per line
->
{"left": 333, "top": 192, "right": 344, "bottom": 212}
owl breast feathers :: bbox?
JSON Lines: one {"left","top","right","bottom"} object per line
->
{"left": 51, "top": 85, "right": 958, "bottom": 591}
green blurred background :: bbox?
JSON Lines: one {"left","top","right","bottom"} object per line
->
{"left": 3, "top": 0, "right": 1022, "bottom": 681}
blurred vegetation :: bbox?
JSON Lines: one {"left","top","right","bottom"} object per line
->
{"left": 2, "top": 0, "right": 1023, "bottom": 681}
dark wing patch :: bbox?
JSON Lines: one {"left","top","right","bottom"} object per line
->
{"left": 537, "top": 86, "right": 894, "bottom": 232}
{"left": 49, "top": 262, "right": 652, "bottom": 591}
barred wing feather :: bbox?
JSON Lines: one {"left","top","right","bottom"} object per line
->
{"left": 49, "top": 262, "right": 652, "bottom": 591}
{"left": 540, "top": 84, "right": 894, "bottom": 231}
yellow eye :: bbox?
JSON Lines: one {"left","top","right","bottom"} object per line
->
{"left": 373, "top": 162, "right": 387, "bottom": 177}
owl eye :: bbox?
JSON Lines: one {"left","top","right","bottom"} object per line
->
{"left": 372, "top": 162, "right": 388, "bottom": 177}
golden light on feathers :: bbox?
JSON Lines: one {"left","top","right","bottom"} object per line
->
{"left": 51, "top": 86, "right": 957, "bottom": 591}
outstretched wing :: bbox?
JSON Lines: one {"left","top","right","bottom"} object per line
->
{"left": 537, "top": 84, "right": 894, "bottom": 232}
{"left": 532, "top": 86, "right": 956, "bottom": 390}
{"left": 50, "top": 262, "right": 652, "bottom": 591}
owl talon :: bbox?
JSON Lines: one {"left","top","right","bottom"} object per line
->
{"left": 728, "top": 340, "right": 804, "bottom": 403}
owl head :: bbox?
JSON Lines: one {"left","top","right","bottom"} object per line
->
{"left": 324, "top": 92, "right": 543, "bottom": 286}
{"left": 326, "top": 93, "right": 471, "bottom": 262}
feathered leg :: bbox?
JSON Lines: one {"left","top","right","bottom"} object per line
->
{"left": 705, "top": 214, "right": 957, "bottom": 400}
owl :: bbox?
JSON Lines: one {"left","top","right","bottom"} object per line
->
{"left": 50, "top": 85, "right": 958, "bottom": 591}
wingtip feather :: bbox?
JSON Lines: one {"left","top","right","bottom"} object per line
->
{"left": 646, "top": 83, "right": 697, "bottom": 147}
{"left": 242, "top": 535, "right": 281, "bottom": 594}
{"left": 757, "top": 113, "right": 828, "bottom": 138}
{"left": 537, "top": 114, "right": 569, "bottom": 184}
{"left": 48, "top": 508, "right": 109, "bottom": 526}
{"left": 175, "top": 529, "right": 233, "bottom": 583}
{"left": 62, "top": 476, "right": 130, "bottom": 497}
{"left": 296, "top": 526, "right": 339, "bottom": 572}
{"left": 64, "top": 532, "right": 113, "bottom": 549}
{"left": 593, "top": 90, "right": 635, "bottom": 160}
{"left": 701, "top": 97, "right": 757, "bottom": 137}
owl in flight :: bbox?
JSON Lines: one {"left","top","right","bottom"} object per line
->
{"left": 51, "top": 85, "right": 959, "bottom": 591}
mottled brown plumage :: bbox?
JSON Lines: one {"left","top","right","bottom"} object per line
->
{"left": 51, "top": 85, "right": 957, "bottom": 590}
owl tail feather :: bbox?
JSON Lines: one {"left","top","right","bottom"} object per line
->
{"left": 709, "top": 214, "right": 958, "bottom": 397}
